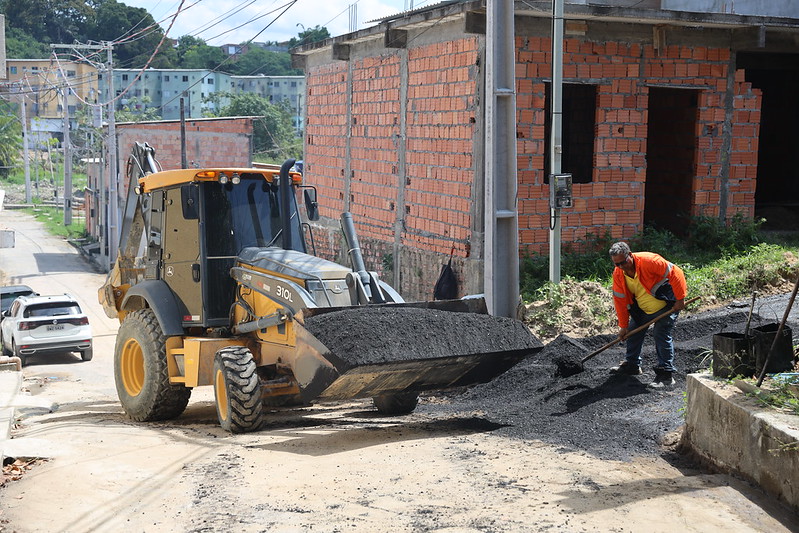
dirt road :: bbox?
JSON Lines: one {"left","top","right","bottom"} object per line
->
{"left": 0, "top": 209, "right": 797, "bottom": 532}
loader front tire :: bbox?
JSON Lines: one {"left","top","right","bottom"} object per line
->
{"left": 373, "top": 392, "right": 419, "bottom": 415}
{"left": 214, "top": 346, "right": 265, "bottom": 433}
{"left": 114, "top": 309, "right": 191, "bottom": 421}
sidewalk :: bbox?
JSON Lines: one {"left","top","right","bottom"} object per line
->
{"left": 0, "top": 368, "right": 59, "bottom": 462}
{"left": 0, "top": 368, "right": 22, "bottom": 462}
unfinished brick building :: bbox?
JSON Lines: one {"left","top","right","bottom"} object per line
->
{"left": 292, "top": 1, "right": 799, "bottom": 301}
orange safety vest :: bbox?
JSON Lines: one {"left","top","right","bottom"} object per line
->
{"left": 612, "top": 252, "right": 688, "bottom": 328}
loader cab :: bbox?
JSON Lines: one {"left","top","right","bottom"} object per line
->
{"left": 147, "top": 171, "right": 306, "bottom": 328}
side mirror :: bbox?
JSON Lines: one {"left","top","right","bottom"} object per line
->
{"left": 304, "top": 188, "right": 319, "bottom": 221}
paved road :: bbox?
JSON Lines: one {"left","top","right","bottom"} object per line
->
{"left": 0, "top": 208, "right": 797, "bottom": 533}
{"left": 0, "top": 209, "right": 119, "bottom": 399}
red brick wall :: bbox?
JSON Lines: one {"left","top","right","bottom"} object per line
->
{"left": 302, "top": 32, "right": 763, "bottom": 296}
{"left": 115, "top": 117, "right": 255, "bottom": 173}
{"left": 304, "top": 39, "right": 481, "bottom": 299}
{"left": 728, "top": 72, "right": 761, "bottom": 216}
{"left": 405, "top": 39, "right": 479, "bottom": 256}
{"left": 351, "top": 54, "right": 401, "bottom": 241}
{"left": 516, "top": 39, "right": 761, "bottom": 253}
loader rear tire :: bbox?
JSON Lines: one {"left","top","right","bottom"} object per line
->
{"left": 114, "top": 309, "right": 191, "bottom": 421}
{"left": 373, "top": 392, "right": 419, "bottom": 415}
{"left": 214, "top": 346, "right": 265, "bottom": 433}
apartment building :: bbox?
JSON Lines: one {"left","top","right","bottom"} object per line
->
{"left": 102, "top": 69, "right": 234, "bottom": 120}
{"left": 3, "top": 59, "right": 99, "bottom": 146}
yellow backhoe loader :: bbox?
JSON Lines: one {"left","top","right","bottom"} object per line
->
{"left": 99, "top": 143, "right": 542, "bottom": 433}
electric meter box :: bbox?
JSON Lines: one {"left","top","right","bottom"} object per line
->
{"left": 549, "top": 173, "right": 573, "bottom": 208}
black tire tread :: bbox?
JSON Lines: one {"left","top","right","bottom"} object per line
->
{"left": 114, "top": 309, "right": 191, "bottom": 421}
{"left": 215, "top": 346, "right": 265, "bottom": 433}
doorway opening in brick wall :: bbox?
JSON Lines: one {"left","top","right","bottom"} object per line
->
{"left": 739, "top": 52, "right": 799, "bottom": 231}
{"left": 644, "top": 87, "right": 699, "bottom": 236}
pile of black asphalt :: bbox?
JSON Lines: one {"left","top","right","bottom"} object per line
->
{"left": 303, "top": 305, "right": 543, "bottom": 366}
{"left": 422, "top": 295, "right": 799, "bottom": 461}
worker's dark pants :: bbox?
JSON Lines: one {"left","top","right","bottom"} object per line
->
{"left": 625, "top": 306, "right": 680, "bottom": 372}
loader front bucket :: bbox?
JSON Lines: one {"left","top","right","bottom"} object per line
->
{"left": 289, "top": 300, "right": 543, "bottom": 402}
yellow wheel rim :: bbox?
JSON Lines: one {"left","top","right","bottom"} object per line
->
{"left": 215, "top": 369, "right": 229, "bottom": 422}
{"left": 120, "top": 338, "right": 145, "bottom": 397}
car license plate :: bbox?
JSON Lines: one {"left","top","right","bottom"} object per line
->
{"left": 47, "top": 324, "right": 65, "bottom": 331}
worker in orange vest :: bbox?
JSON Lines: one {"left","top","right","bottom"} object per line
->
{"left": 609, "top": 241, "right": 688, "bottom": 389}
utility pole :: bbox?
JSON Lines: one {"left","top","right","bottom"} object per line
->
{"left": 548, "top": 0, "right": 565, "bottom": 283}
{"left": 61, "top": 88, "right": 73, "bottom": 225}
{"left": 484, "top": 0, "right": 519, "bottom": 318}
{"left": 106, "top": 42, "right": 119, "bottom": 266}
{"left": 50, "top": 41, "right": 114, "bottom": 266}
{"left": 19, "top": 87, "right": 31, "bottom": 203}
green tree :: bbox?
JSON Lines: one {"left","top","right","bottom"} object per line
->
{"left": 4, "top": 27, "right": 49, "bottom": 58}
{"left": 1, "top": 0, "right": 91, "bottom": 45}
{"left": 228, "top": 47, "right": 299, "bottom": 76}
{"left": 181, "top": 44, "right": 226, "bottom": 70}
{"left": 114, "top": 96, "right": 162, "bottom": 123}
{"left": 88, "top": 0, "right": 175, "bottom": 68}
{"left": 212, "top": 93, "right": 300, "bottom": 160}
{"left": 288, "top": 25, "right": 330, "bottom": 48}
{"left": 0, "top": 104, "right": 22, "bottom": 179}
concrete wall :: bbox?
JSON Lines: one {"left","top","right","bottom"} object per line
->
{"left": 662, "top": 0, "right": 799, "bottom": 18}
{"left": 682, "top": 374, "right": 799, "bottom": 512}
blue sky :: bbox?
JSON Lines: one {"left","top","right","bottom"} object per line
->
{"left": 123, "top": 0, "right": 434, "bottom": 45}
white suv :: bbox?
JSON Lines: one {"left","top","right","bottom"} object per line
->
{"left": 0, "top": 294, "right": 93, "bottom": 366}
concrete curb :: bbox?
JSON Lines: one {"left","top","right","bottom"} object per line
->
{"left": 682, "top": 373, "right": 799, "bottom": 513}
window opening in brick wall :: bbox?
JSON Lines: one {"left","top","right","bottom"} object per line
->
{"left": 644, "top": 87, "right": 698, "bottom": 236}
{"left": 544, "top": 83, "right": 596, "bottom": 184}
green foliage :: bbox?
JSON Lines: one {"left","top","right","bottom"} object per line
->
{"left": 687, "top": 243, "right": 795, "bottom": 300}
{"left": 114, "top": 96, "right": 162, "bottom": 123}
{"left": 211, "top": 93, "right": 301, "bottom": 160}
{"left": 88, "top": 0, "right": 173, "bottom": 68}
{"left": 288, "top": 25, "right": 331, "bottom": 48}
{"left": 4, "top": 26, "right": 49, "bottom": 57}
{"left": 0, "top": 105, "right": 22, "bottom": 178}
{"left": 23, "top": 205, "right": 87, "bottom": 239}
{"left": 176, "top": 36, "right": 227, "bottom": 70}
{"left": 521, "top": 215, "right": 772, "bottom": 301}
{"left": 1, "top": 0, "right": 91, "bottom": 46}
{"left": 226, "top": 47, "right": 300, "bottom": 76}
{"left": 745, "top": 377, "right": 799, "bottom": 417}
{"left": 521, "top": 230, "right": 616, "bottom": 299}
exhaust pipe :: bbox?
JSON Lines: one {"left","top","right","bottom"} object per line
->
{"left": 280, "top": 159, "right": 296, "bottom": 251}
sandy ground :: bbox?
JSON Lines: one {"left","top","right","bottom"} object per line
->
{"left": 0, "top": 208, "right": 797, "bottom": 532}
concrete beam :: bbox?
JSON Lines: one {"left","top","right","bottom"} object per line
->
{"left": 332, "top": 44, "right": 350, "bottom": 61}
{"left": 384, "top": 29, "right": 407, "bottom": 48}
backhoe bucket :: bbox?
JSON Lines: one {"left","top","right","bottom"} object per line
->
{"left": 288, "top": 300, "right": 543, "bottom": 402}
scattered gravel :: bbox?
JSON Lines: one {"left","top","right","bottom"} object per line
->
{"left": 423, "top": 302, "right": 798, "bottom": 461}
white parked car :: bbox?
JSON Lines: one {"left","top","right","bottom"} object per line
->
{"left": 0, "top": 294, "right": 93, "bottom": 366}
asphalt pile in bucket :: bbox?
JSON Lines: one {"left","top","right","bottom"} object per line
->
{"left": 426, "top": 305, "right": 774, "bottom": 460}
{"left": 303, "top": 305, "right": 543, "bottom": 366}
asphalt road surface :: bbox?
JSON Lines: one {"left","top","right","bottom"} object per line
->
{"left": 0, "top": 209, "right": 797, "bottom": 533}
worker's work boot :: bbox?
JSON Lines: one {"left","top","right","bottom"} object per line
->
{"left": 648, "top": 368, "right": 675, "bottom": 389}
{"left": 610, "top": 361, "right": 642, "bottom": 375}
